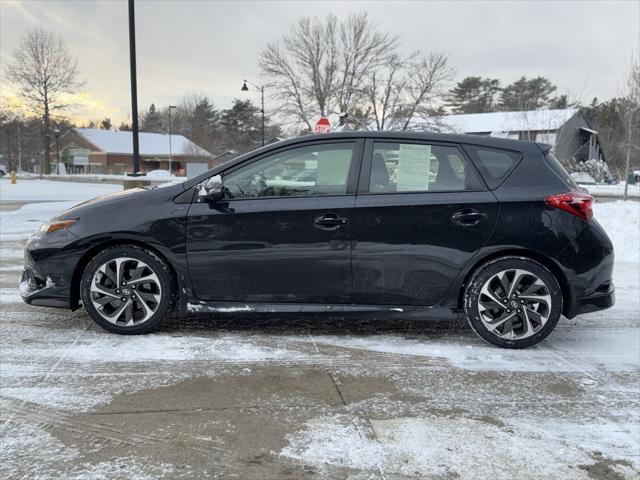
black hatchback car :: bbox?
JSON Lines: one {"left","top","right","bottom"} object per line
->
{"left": 21, "top": 132, "right": 614, "bottom": 348}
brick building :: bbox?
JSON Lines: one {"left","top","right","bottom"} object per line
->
{"left": 49, "top": 128, "right": 212, "bottom": 175}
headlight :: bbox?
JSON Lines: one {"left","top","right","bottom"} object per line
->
{"left": 39, "top": 220, "right": 77, "bottom": 236}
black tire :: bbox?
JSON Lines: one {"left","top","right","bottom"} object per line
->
{"left": 80, "top": 244, "right": 173, "bottom": 334}
{"left": 463, "top": 256, "right": 563, "bottom": 349}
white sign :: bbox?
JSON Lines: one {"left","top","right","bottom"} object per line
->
{"left": 396, "top": 144, "right": 431, "bottom": 191}
{"left": 73, "top": 156, "right": 89, "bottom": 166}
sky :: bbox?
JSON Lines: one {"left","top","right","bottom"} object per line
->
{"left": 1, "top": 0, "right": 639, "bottom": 125}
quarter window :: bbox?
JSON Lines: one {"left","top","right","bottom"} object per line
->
{"left": 223, "top": 143, "right": 355, "bottom": 199}
{"left": 464, "top": 146, "right": 522, "bottom": 189}
{"left": 369, "top": 142, "right": 484, "bottom": 193}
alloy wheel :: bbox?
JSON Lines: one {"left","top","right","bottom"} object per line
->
{"left": 90, "top": 257, "right": 162, "bottom": 326}
{"left": 477, "top": 268, "right": 552, "bottom": 340}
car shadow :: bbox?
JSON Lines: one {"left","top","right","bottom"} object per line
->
{"left": 159, "top": 311, "right": 471, "bottom": 338}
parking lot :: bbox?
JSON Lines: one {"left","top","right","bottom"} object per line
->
{"left": 1, "top": 180, "right": 639, "bottom": 479}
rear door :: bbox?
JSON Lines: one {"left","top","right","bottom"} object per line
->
{"left": 352, "top": 139, "right": 499, "bottom": 306}
{"left": 186, "top": 140, "right": 363, "bottom": 304}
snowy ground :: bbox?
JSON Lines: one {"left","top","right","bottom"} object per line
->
{"left": 579, "top": 182, "right": 640, "bottom": 199}
{"left": 0, "top": 178, "right": 639, "bottom": 479}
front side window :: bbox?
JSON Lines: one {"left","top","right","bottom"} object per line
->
{"left": 369, "top": 142, "right": 484, "bottom": 193}
{"left": 223, "top": 143, "right": 354, "bottom": 199}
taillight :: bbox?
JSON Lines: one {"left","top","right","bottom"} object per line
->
{"left": 545, "top": 191, "right": 593, "bottom": 221}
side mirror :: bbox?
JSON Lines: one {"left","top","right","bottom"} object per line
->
{"left": 198, "top": 174, "right": 224, "bottom": 201}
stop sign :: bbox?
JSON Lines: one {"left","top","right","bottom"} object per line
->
{"left": 314, "top": 117, "right": 331, "bottom": 134}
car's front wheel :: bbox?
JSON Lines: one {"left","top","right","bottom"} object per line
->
{"left": 463, "top": 256, "right": 563, "bottom": 348}
{"left": 80, "top": 245, "right": 173, "bottom": 334}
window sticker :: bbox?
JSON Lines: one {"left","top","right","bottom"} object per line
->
{"left": 396, "top": 144, "right": 431, "bottom": 191}
{"left": 316, "top": 148, "right": 351, "bottom": 186}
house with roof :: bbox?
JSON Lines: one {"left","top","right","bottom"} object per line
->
{"left": 411, "top": 108, "right": 606, "bottom": 164}
{"left": 49, "top": 128, "right": 212, "bottom": 175}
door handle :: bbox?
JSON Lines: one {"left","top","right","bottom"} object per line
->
{"left": 451, "top": 209, "right": 487, "bottom": 227}
{"left": 313, "top": 213, "right": 349, "bottom": 231}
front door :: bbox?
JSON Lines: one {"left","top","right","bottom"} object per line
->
{"left": 186, "top": 140, "right": 362, "bottom": 303}
{"left": 352, "top": 140, "right": 499, "bottom": 306}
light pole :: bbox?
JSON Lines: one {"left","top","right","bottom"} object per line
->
{"left": 128, "top": 0, "right": 141, "bottom": 176}
{"left": 54, "top": 128, "right": 61, "bottom": 174}
{"left": 168, "top": 105, "right": 176, "bottom": 174}
{"left": 241, "top": 80, "right": 265, "bottom": 146}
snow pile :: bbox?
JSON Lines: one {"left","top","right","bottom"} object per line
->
{"left": 0, "top": 201, "right": 81, "bottom": 241}
{"left": 0, "top": 178, "right": 120, "bottom": 202}
{"left": 593, "top": 201, "right": 640, "bottom": 262}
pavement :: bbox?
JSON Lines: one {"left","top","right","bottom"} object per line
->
{"left": 1, "top": 199, "right": 639, "bottom": 479}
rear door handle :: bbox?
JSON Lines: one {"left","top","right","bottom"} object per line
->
{"left": 451, "top": 209, "right": 487, "bottom": 227}
{"left": 314, "top": 213, "right": 349, "bottom": 231}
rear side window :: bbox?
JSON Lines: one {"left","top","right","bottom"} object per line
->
{"left": 368, "top": 142, "right": 485, "bottom": 193}
{"left": 464, "top": 146, "right": 522, "bottom": 189}
{"left": 544, "top": 152, "right": 578, "bottom": 189}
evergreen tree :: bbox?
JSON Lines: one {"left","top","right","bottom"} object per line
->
{"left": 100, "top": 117, "right": 112, "bottom": 130}
{"left": 446, "top": 76, "right": 501, "bottom": 113}
{"left": 186, "top": 97, "right": 219, "bottom": 153}
{"left": 141, "top": 103, "right": 163, "bottom": 132}
{"left": 499, "top": 76, "right": 557, "bottom": 111}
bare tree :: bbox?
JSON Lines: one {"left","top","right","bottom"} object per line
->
{"left": 365, "top": 52, "right": 453, "bottom": 131}
{"left": 619, "top": 48, "right": 640, "bottom": 200}
{"left": 260, "top": 13, "right": 397, "bottom": 130}
{"left": 5, "top": 28, "right": 82, "bottom": 175}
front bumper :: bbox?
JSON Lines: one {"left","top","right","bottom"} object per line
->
{"left": 20, "top": 231, "right": 80, "bottom": 309}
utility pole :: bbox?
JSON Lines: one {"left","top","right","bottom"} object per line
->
{"left": 241, "top": 80, "right": 265, "bottom": 146}
{"left": 17, "top": 123, "right": 22, "bottom": 173}
{"left": 260, "top": 85, "right": 265, "bottom": 147}
{"left": 623, "top": 107, "right": 632, "bottom": 201}
{"left": 128, "top": 0, "right": 141, "bottom": 175}
{"left": 168, "top": 105, "right": 176, "bottom": 174}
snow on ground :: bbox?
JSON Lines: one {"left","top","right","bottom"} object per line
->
{"left": 282, "top": 414, "right": 638, "bottom": 479}
{"left": 0, "top": 201, "right": 89, "bottom": 242}
{"left": 580, "top": 182, "right": 640, "bottom": 199}
{"left": 593, "top": 200, "right": 640, "bottom": 262}
{"left": 1, "top": 179, "right": 638, "bottom": 479}
{"left": 0, "top": 177, "right": 121, "bottom": 202}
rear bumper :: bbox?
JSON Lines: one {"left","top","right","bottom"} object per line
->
{"left": 555, "top": 219, "right": 615, "bottom": 318}
{"left": 575, "top": 283, "right": 615, "bottom": 315}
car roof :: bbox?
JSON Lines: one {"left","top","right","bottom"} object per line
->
{"left": 184, "top": 131, "right": 541, "bottom": 189}
{"left": 288, "top": 130, "right": 537, "bottom": 150}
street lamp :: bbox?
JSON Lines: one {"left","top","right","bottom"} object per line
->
{"left": 241, "top": 79, "right": 265, "bottom": 146}
{"left": 168, "top": 105, "right": 176, "bottom": 174}
{"left": 53, "top": 128, "right": 61, "bottom": 174}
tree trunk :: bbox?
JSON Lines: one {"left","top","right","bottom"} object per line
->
{"left": 43, "top": 105, "right": 50, "bottom": 176}
{"left": 623, "top": 109, "right": 633, "bottom": 201}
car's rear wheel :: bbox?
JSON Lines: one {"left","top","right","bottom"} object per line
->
{"left": 80, "top": 245, "right": 173, "bottom": 334}
{"left": 463, "top": 256, "right": 563, "bottom": 348}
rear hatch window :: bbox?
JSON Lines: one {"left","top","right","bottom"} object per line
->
{"left": 544, "top": 152, "right": 579, "bottom": 190}
{"left": 462, "top": 145, "right": 523, "bottom": 189}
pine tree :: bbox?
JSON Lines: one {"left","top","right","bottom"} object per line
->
{"left": 446, "top": 77, "right": 501, "bottom": 113}
{"left": 499, "top": 76, "right": 557, "bottom": 111}
{"left": 141, "top": 104, "right": 163, "bottom": 132}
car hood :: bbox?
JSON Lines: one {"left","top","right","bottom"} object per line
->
{"left": 54, "top": 184, "right": 182, "bottom": 220}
